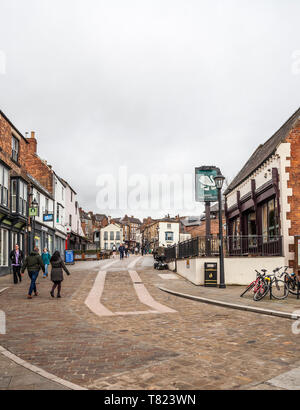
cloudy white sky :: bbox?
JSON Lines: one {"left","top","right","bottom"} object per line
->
{"left": 0, "top": 0, "right": 299, "bottom": 219}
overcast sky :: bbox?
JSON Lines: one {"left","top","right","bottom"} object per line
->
{"left": 0, "top": 0, "right": 299, "bottom": 219}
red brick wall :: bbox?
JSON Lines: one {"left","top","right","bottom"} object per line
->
{"left": 285, "top": 118, "right": 300, "bottom": 264}
{"left": 22, "top": 135, "right": 54, "bottom": 194}
{"left": 0, "top": 113, "right": 29, "bottom": 171}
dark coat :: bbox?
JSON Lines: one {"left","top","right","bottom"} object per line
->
{"left": 21, "top": 251, "right": 45, "bottom": 273}
{"left": 50, "top": 258, "right": 70, "bottom": 282}
{"left": 10, "top": 249, "right": 24, "bottom": 265}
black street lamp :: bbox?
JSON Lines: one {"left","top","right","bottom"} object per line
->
{"left": 214, "top": 173, "right": 226, "bottom": 289}
{"left": 31, "top": 198, "right": 39, "bottom": 251}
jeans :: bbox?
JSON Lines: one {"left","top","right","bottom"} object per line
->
{"left": 12, "top": 265, "right": 22, "bottom": 284}
{"left": 28, "top": 271, "right": 39, "bottom": 296}
{"left": 43, "top": 265, "right": 48, "bottom": 276}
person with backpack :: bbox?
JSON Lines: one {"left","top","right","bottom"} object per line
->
{"left": 21, "top": 247, "right": 45, "bottom": 299}
{"left": 49, "top": 251, "right": 71, "bottom": 298}
{"left": 42, "top": 248, "right": 51, "bottom": 278}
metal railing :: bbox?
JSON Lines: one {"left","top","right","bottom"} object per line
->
{"left": 164, "top": 235, "right": 283, "bottom": 260}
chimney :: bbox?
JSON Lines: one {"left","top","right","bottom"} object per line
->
{"left": 27, "top": 131, "right": 37, "bottom": 154}
{"left": 108, "top": 216, "right": 111, "bottom": 224}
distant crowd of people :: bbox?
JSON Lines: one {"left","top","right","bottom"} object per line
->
{"left": 9, "top": 244, "right": 70, "bottom": 300}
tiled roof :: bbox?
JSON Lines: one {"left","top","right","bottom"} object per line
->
{"left": 225, "top": 107, "right": 300, "bottom": 194}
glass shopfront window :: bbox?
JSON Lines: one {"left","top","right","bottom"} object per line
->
{"left": 34, "top": 234, "right": 41, "bottom": 252}
{"left": 0, "top": 228, "right": 9, "bottom": 266}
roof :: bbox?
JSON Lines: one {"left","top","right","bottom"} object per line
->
{"left": 0, "top": 110, "right": 29, "bottom": 144}
{"left": 225, "top": 107, "right": 300, "bottom": 194}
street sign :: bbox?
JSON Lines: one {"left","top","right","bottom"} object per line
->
{"left": 29, "top": 207, "right": 38, "bottom": 216}
{"left": 65, "top": 250, "right": 74, "bottom": 264}
{"left": 195, "top": 166, "right": 220, "bottom": 202}
{"left": 43, "top": 214, "right": 53, "bottom": 222}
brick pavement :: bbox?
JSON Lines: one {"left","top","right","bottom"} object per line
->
{"left": 1, "top": 256, "right": 300, "bottom": 390}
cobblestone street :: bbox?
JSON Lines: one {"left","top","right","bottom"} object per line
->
{"left": 1, "top": 255, "right": 300, "bottom": 390}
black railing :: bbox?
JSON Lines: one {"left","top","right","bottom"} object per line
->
{"left": 165, "top": 246, "right": 177, "bottom": 262}
{"left": 166, "top": 235, "right": 283, "bottom": 260}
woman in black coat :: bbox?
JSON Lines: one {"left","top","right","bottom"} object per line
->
{"left": 50, "top": 251, "right": 70, "bottom": 298}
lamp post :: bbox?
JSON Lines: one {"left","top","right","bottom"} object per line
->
{"left": 214, "top": 173, "right": 226, "bottom": 289}
{"left": 31, "top": 198, "right": 39, "bottom": 251}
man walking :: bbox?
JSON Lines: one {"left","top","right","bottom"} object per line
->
{"left": 21, "top": 247, "right": 45, "bottom": 299}
{"left": 10, "top": 244, "right": 24, "bottom": 284}
{"left": 119, "top": 244, "right": 125, "bottom": 260}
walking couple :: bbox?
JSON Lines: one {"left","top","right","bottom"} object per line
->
{"left": 21, "top": 248, "right": 70, "bottom": 299}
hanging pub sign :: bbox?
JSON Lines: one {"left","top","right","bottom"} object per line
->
{"left": 29, "top": 207, "right": 38, "bottom": 217}
{"left": 195, "top": 166, "right": 220, "bottom": 202}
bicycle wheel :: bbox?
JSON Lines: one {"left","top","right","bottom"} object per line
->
{"left": 287, "top": 277, "right": 299, "bottom": 296}
{"left": 271, "top": 279, "right": 289, "bottom": 300}
{"left": 240, "top": 282, "right": 255, "bottom": 297}
{"left": 253, "top": 281, "right": 269, "bottom": 301}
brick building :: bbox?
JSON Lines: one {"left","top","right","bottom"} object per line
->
{"left": 224, "top": 107, "right": 300, "bottom": 266}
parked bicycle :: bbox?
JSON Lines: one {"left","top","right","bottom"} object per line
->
{"left": 253, "top": 267, "right": 289, "bottom": 301}
{"left": 282, "top": 267, "right": 300, "bottom": 296}
{"left": 240, "top": 269, "right": 267, "bottom": 298}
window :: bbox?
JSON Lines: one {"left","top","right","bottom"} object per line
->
{"left": 167, "top": 223, "right": 172, "bottom": 229}
{"left": 165, "top": 232, "right": 174, "bottom": 241}
{"left": 69, "top": 214, "right": 72, "bottom": 227}
{"left": 0, "top": 228, "right": 9, "bottom": 266}
{"left": 110, "top": 231, "right": 114, "bottom": 240}
{"left": 232, "top": 217, "right": 241, "bottom": 249}
{"left": 45, "top": 198, "right": 49, "bottom": 213}
{"left": 19, "top": 181, "right": 27, "bottom": 216}
{"left": 262, "top": 198, "right": 279, "bottom": 242}
{"left": 56, "top": 203, "right": 60, "bottom": 223}
{"left": 104, "top": 231, "right": 108, "bottom": 240}
{"left": 71, "top": 191, "right": 73, "bottom": 202}
{"left": 12, "top": 136, "right": 19, "bottom": 162}
{"left": 116, "top": 231, "right": 120, "bottom": 240}
{"left": 0, "top": 165, "right": 8, "bottom": 207}
{"left": 11, "top": 179, "right": 17, "bottom": 213}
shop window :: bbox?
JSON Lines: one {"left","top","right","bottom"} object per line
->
{"left": 0, "top": 228, "right": 9, "bottom": 266}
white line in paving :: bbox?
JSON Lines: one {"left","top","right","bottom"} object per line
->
{"left": 0, "top": 345, "right": 87, "bottom": 390}
{"left": 84, "top": 260, "right": 119, "bottom": 317}
{"left": 0, "top": 287, "right": 9, "bottom": 295}
{"left": 84, "top": 257, "right": 176, "bottom": 318}
{"left": 127, "top": 256, "right": 143, "bottom": 269}
{"left": 129, "top": 271, "right": 177, "bottom": 314}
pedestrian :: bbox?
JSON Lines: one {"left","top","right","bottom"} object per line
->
{"left": 10, "top": 244, "right": 24, "bottom": 284}
{"left": 135, "top": 246, "right": 139, "bottom": 255}
{"left": 125, "top": 244, "right": 129, "bottom": 258}
{"left": 42, "top": 248, "right": 51, "bottom": 278}
{"left": 21, "top": 247, "right": 45, "bottom": 299}
{"left": 112, "top": 244, "right": 117, "bottom": 258}
{"left": 49, "top": 251, "right": 71, "bottom": 299}
{"left": 119, "top": 244, "right": 125, "bottom": 260}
